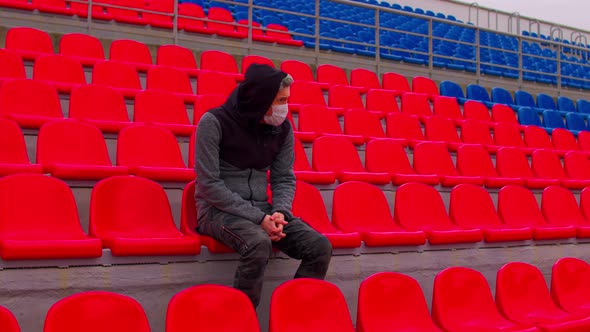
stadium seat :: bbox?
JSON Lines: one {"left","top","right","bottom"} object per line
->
{"left": 351, "top": 68, "right": 381, "bottom": 91}
{"left": 412, "top": 76, "right": 439, "bottom": 99}
{"left": 5, "top": 27, "right": 53, "bottom": 60}
{"left": 146, "top": 66, "right": 195, "bottom": 102}
{"left": 200, "top": 50, "right": 244, "bottom": 81}
{"left": 463, "top": 100, "right": 493, "bottom": 125}
{"left": 365, "top": 89, "right": 400, "bottom": 116}
{"left": 59, "top": 33, "right": 105, "bottom": 67}
{"left": 90, "top": 176, "right": 200, "bottom": 256}
{"left": 357, "top": 272, "right": 443, "bottom": 332}
{"left": 177, "top": 3, "right": 214, "bottom": 35}
{"left": 108, "top": 0, "right": 146, "bottom": 26}
{"left": 280, "top": 60, "right": 328, "bottom": 90}
{"left": 542, "top": 185, "right": 590, "bottom": 238}
{"left": 292, "top": 181, "right": 361, "bottom": 248}
{"left": 492, "top": 104, "right": 519, "bottom": 124}
{"left": 236, "top": 20, "right": 276, "bottom": 44}
{"left": 578, "top": 131, "right": 590, "bottom": 151}
{"left": 494, "top": 123, "right": 534, "bottom": 154}
{"left": 288, "top": 81, "right": 342, "bottom": 113}
{"left": 109, "top": 39, "right": 154, "bottom": 72}
{"left": 0, "top": 49, "right": 26, "bottom": 82}
{"left": 293, "top": 139, "right": 336, "bottom": 185}
{"left": 524, "top": 125, "right": 567, "bottom": 155}
{"left": 143, "top": 0, "right": 174, "bottom": 29}
{"left": 496, "top": 147, "right": 560, "bottom": 188}
{"left": 332, "top": 181, "right": 426, "bottom": 246}
{"left": 0, "top": 174, "right": 102, "bottom": 260}
{"left": 413, "top": 142, "right": 484, "bottom": 186}
{"left": 450, "top": 184, "right": 533, "bottom": 241}
{"left": 457, "top": 144, "right": 524, "bottom": 187}
{"left": 343, "top": 109, "right": 385, "bottom": 141}
{"left": 266, "top": 24, "right": 304, "bottom": 47}
{"left": 551, "top": 257, "right": 590, "bottom": 316}
{"left": 312, "top": 137, "right": 390, "bottom": 184}
{"left": 491, "top": 87, "right": 518, "bottom": 109}
{"left": 0, "top": 0, "right": 33, "bottom": 10}
{"left": 365, "top": 139, "right": 439, "bottom": 185}
{"left": 0, "top": 118, "right": 43, "bottom": 177}
{"left": 0, "top": 306, "right": 20, "bottom": 332}
{"left": 207, "top": 7, "right": 248, "bottom": 39}
{"left": 180, "top": 181, "right": 233, "bottom": 253}
{"left": 424, "top": 115, "right": 462, "bottom": 150}
{"left": 193, "top": 94, "right": 226, "bottom": 125}
{"left": 401, "top": 93, "right": 433, "bottom": 119}
{"left": 439, "top": 80, "right": 467, "bottom": 104}
{"left": 496, "top": 262, "right": 590, "bottom": 330}
{"left": 36, "top": 120, "right": 128, "bottom": 180}
{"left": 297, "top": 105, "right": 364, "bottom": 144}
{"left": 566, "top": 113, "right": 588, "bottom": 133}
{"left": 433, "top": 267, "right": 538, "bottom": 332}
{"left": 329, "top": 85, "right": 376, "bottom": 117}
{"left": 577, "top": 99, "right": 590, "bottom": 115}
{"left": 0, "top": 79, "right": 63, "bottom": 129}
{"left": 241, "top": 55, "right": 274, "bottom": 74}
{"left": 156, "top": 44, "right": 201, "bottom": 77}
{"left": 532, "top": 149, "right": 590, "bottom": 189}
{"left": 515, "top": 90, "right": 543, "bottom": 113}
{"left": 498, "top": 185, "right": 578, "bottom": 240}
{"left": 92, "top": 61, "right": 142, "bottom": 98}
{"left": 166, "top": 285, "right": 260, "bottom": 332}
{"left": 564, "top": 150, "right": 590, "bottom": 180}
{"left": 460, "top": 119, "right": 499, "bottom": 152}
{"left": 117, "top": 125, "right": 195, "bottom": 182}
{"left": 381, "top": 72, "right": 410, "bottom": 95}
{"left": 394, "top": 182, "right": 483, "bottom": 244}
{"left": 385, "top": 113, "right": 426, "bottom": 147}
{"left": 33, "top": 55, "right": 86, "bottom": 93}
{"left": 134, "top": 90, "right": 194, "bottom": 136}
{"left": 466, "top": 85, "right": 494, "bottom": 108}
{"left": 537, "top": 93, "right": 558, "bottom": 111}
{"left": 317, "top": 64, "right": 358, "bottom": 91}
{"left": 69, "top": 84, "right": 130, "bottom": 133}
{"left": 433, "top": 96, "right": 464, "bottom": 124}
{"left": 543, "top": 110, "right": 567, "bottom": 131}
{"left": 68, "top": 0, "right": 111, "bottom": 20}
{"left": 552, "top": 128, "right": 580, "bottom": 151}
{"left": 269, "top": 279, "right": 355, "bottom": 332}
{"left": 196, "top": 71, "right": 237, "bottom": 98}
{"left": 44, "top": 291, "right": 150, "bottom": 332}
{"left": 558, "top": 96, "right": 577, "bottom": 113}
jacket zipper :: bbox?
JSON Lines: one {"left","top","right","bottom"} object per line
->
{"left": 247, "top": 168, "right": 253, "bottom": 200}
{"left": 222, "top": 226, "right": 249, "bottom": 250}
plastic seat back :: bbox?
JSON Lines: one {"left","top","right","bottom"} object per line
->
{"left": 147, "top": 66, "right": 193, "bottom": 95}
{"left": 365, "top": 139, "right": 413, "bottom": 175}
{"left": 292, "top": 181, "right": 340, "bottom": 233}
{"left": 552, "top": 128, "right": 579, "bottom": 150}
{"left": 0, "top": 118, "right": 33, "bottom": 164}
{"left": 44, "top": 291, "right": 150, "bottom": 332}
{"left": 92, "top": 61, "right": 141, "bottom": 90}
{"left": 463, "top": 100, "right": 492, "bottom": 122}
{"left": 466, "top": 84, "right": 491, "bottom": 104}
{"left": 329, "top": 85, "right": 365, "bottom": 110}
{"left": 394, "top": 182, "right": 455, "bottom": 231}
{"left": 194, "top": 94, "right": 226, "bottom": 125}
{"left": 5, "top": 27, "right": 53, "bottom": 59}
{"left": 440, "top": 80, "right": 465, "bottom": 99}
{"left": 494, "top": 123, "right": 526, "bottom": 148}
{"left": 531, "top": 149, "right": 567, "bottom": 180}
{"left": 412, "top": 76, "right": 439, "bottom": 96}
{"left": 343, "top": 109, "right": 385, "bottom": 138}
{"left": 207, "top": 7, "right": 240, "bottom": 34}
{"left": 401, "top": 93, "right": 433, "bottom": 118}
{"left": 524, "top": 125, "right": 553, "bottom": 149}
{"left": 413, "top": 142, "right": 458, "bottom": 176}
{"left": 0, "top": 306, "right": 20, "bottom": 332}
{"left": 498, "top": 185, "right": 547, "bottom": 228}
{"left": 298, "top": 105, "right": 344, "bottom": 135}
{"left": 492, "top": 104, "right": 518, "bottom": 124}
{"left": 381, "top": 72, "right": 410, "bottom": 92}
{"left": 433, "top": 96, "right": 462, "bottom": 120}
{"left": 312, "top": 137, "right": 365, "bottom": 173}
{"left": 537, "top": 93, "right": 557, "bottom": 110}
{"left": 33, "top": 54, "right": 86, "bottom": 85}
{"left": 515, "top": 90, "right": 538, "bottom": 108}
{"left": 289, "top": 81, "right": 327, "bottom": 108}
{"left": 461, "top": 119, "right": 494, "bottom": 146}
{"left": 59, "top": 33, "right": 105, "bottom": 62}
{"left": 424, "top": 115, "right": 461, "bottom": 144}
{"left": 156, "top": 44, "right": 198, "bottom": 71}
{"left": 564, "top": 151, "right": 590, "bottom": 179}
{"left": 117, "top": 125, "right": 187, "bottom": 168}
{"left": 241, "top": 55, "right": 274, "bottom": 74}
{"left": 196, "top": 71, "right": 237, "bottom": 97}
{"left": 0, "top": 49, "right": 26, "bottom": 80}
{"left": 566, "top": 113, "right": 588, "bottom": 132}
{"left": 69, "top": 85, "right": 129, "bottom": 123}
{"left": 456, "top": 144, "right": 498, "bottom": 177}
{"left": 351, "top": 68, "right": 381, "bottom": 90}
{"left": 280, "top": 60, "right": 315, "bottom": 82}
{"left": 551, "top": 258, "right": 590, "bottom": 314}
{"left": 134, "top": 90, "right": 191, "bottom": 126}
{"left": 491, "top": 87, "right": 515, "bottom": 105}
{"left": 558, "top": 96, "right": 577, "bottom": 113}
{"left": 366, "top": 89, "right": 399, "bottom": 115}
{"left": 200, "top": 50, "right": 239, "bottom": 76}
{"left": 110, "top": 40, "right": 153, "bottom": 66}
{"left": 316, "top": 64, "right": 349, "bottom": 87}
{"left": 577, "top": 99, "right": 590, "bottom": 115}
{"left": 542, "top": 185, "right": 587, "bottom": 227}
{"left": 293, "top": 139, "right": 312, "bottom": 172}
{"left": 496, "top": 147, "right": 535, "bottom": 178}
{"left": 543, "top": 110, "right": 566, "bottom": 129}
{"left": 450, "top": 184, "right": 504, "bottom": 228}
{"left": 0, "top": 79, "right": 62, "bottom": 119}
{"left": 385, "top": 113, "right": 425, "bottom": 141}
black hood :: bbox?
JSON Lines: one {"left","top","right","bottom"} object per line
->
{"left": 223, "top": 63, "right": 287, "bottom": 130}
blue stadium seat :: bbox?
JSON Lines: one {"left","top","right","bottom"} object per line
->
{"left": 491, "top": 87, "right": 517, "bottom": 110}
{"left": 466, "top": 84, "right": 494, "bottom": 108}
{"left": 542, "top": 110, "right": 566, "bottom": 133}
{"left": 558, "top": 96, "right": 577, "bottom": 113}
{"left": 577, "top": 99, "right": 590, "bottom": 115}
{"left": 439, "top": 80, "right": 466, "bottom": 104}
{"left": 537, "top": 93, "right": 558, "bottom": 111}
{"left": 518, "top": 107, "right": 543, "bottom": 128}
{"left": 566, "top": 112, "right": 588, "bottom": 134}
{"left": 515, "top": 90, "right": 543, "bottom": 114}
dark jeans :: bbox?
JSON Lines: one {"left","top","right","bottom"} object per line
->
{"left": 197, "top": 210, "right": 333, "bottom": 307}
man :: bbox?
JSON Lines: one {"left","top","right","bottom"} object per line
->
{"left": 194, "top": 63, "right": 332, "bottom": 307}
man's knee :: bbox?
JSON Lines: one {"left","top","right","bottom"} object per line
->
{"left": 310, "top": 234, "right": 333, "bottom": 261}
{"left": 244, "top": 232, "right": 272, "bottom": 262}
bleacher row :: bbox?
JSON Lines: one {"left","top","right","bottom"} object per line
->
{"left": 3, "top": 258, "right": 590, "bottom": 331}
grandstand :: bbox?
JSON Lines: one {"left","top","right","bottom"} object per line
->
{"left": 3, "top": 0, "right": 590, "bottom": 330}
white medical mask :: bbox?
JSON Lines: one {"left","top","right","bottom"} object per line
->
{"left": 264, "top": 103, "right": 289, "bottom": 126}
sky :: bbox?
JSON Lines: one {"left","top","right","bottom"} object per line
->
{"left": 462, "top": 0, "right": 590, "bottom": 32}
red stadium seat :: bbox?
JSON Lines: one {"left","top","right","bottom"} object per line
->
{"left": 0, "top": 79, "right": 63, "bottom": 129}
{"left": 109, "top": 39, "right": 153, "bottom": 72}
{"left": 33, "top": 55, "right": 86, "bottom": 93}
{"left": 297, "top": 105, "right": 364, "bottom": 144}
{"left": 134, "top": 90, "right": 194, "bottom": 136}
{"left": 433, "top": 267, "right": 538, "bottom": 332}
{"left": 193, "top": 94, "right": 226, "bottom": 125}
{"left": 200, "top": 50, "right": 244, "bottom": 81}
{"left": 0, "top": 118, "right": 43, "bottom": 177}
{"left": 332, "top": 181, "right": 426, "bottom": 246}
{"left": 413, "top": 142, "right": 484, "bottom": 186}
{"left": 270, "top": 279, "right": 355, "bottom": 332}
{"left": 494, "top": 123, "right": 533, "bottom": 154}
{"left": 433, "top": 96, "right": 464, "bottom": 124}
{"left": 496, "top": 262, "right": 590, "bottom": 331}
{"left": 365, "top": 89, "right": 400, "bottom": 116}
{"left": 0, "top": 174, "right": 102, "bottom": 260}
{"left": 381, "top": 72, "right": 410, "bottom": 95}
{"left": 33, "top": 0, "right": 78, "bottom": 16}
{"left": 463, "top": 100, "right": 493, "bottom": 125}
{"left": 496, "top": 147, "right": 560, "bottom": 189}
{"left": 564, "top": 151, "right": 590, "bottom": 181}
{"left": 460, "top": 119, "right": 499, "bottom": 152}
{"left": 117, "top": 125, "right": 195, "bottom": 182}
{"left": 44, "top": 291, "right": 150, "bottom": 332}
{"left": 450, "top": 184, "right": 533, "bottom": 242}
{"left": 236, "top": 20, "right": 276, "bottom": 44}
{"left": 156, "top": 44, "right": 201, "bottom": 77}
{"left": 292, "top": 181, "right": 361, "bottom": 248}
{"left": 357, "top": 272, "right": 443, "bottom": 332}
{"left": 456, "top": 144, "right": 524, "bottom": 188}
{"left": 0, "top": 306, "right": 20, "bottom": 332}
{"left": 394, "top": 182, "right": 483, "bottom": 244}
{"left": 90, "top": 176, "right": 200, "bottom": 256}
{"left": 143, "top": 0, "right": 174, "bottom": 28}
{"left": 266, "top": 23, "right": 304, "bottom": 46}
{"left": 329, "top": 85, "right": 376, "bottom": 117}
{"left": 385, "top": 112, "right": 425, "bottom": 147}
{"left": 343, "top": 109, "right": 385, "bottom": 141}
{"left": 293, "top": 138, "right": 336, "bottom": 185}
{"left": 288, "top": 81, "right": 342, "bottom": 113}
{"left": 317, "top": 64, "right": 359, "bottom": 91}
{"left": 69, "top": 84, "right": 131, "bottom": 133}
{"left": 147, "top": 66, "right": 196, "bottom": 102}
{"left": 177, "top": 3, "right": 214, "bottom": 35}
{"left": 280, "top": 60, "right": 329, "bottom": 90}
{"left": 578, "top": 131, "right": 590, "bottom": 152}
{"left": 108, "top": 0, "right": 146, "bottom": 26}
{"left": 532, "top": 149, "right": 590, "bottom": 189}
{"left": 365, "top": 139, "right": 439, "bottom": 185}
{"left": 59, "top": 33, "right": 105, "bottom": 67}
{"left": 166, "top": 285, "right": 260, "bottom": 332}
{"left": 412, "top": 76, "right": 439, "bottom": 100}
{"left": 207, "top": 7, "right": 247, "bottom": 39}
{"left": 0, "top": 49, "right": 26, "bottom": 82}
{"left": 312, "top": 137, "right": 390, "bottom": 184}
{"left": 0, "top": 0, "right": 33, "bottom": 10}
{"left": 36, "top": 120, "right": 128, "bottom": 180}
{"left": 69, "top": 0, "right": 112, "bottom": 20}
{"left": 424, "top": 115, "right": 463, "bottom": 151}
{"left": 5, "top": 27, "right": 53, "bottom": 61}
{"left": 552, "top": 128, "right": 580, "bottom": 151}
{"left": 241, "top": 55, "right": 274, "bottom": 74}
{"left": 498, "top": 185, "right": 577, "bottom": 240}
{"left": 350, "top": 68, "right": 381, "bottom": 92}
{"left": 492, "top": 104, "right": 519, "bottom": 124}
{"left": 92, "top": 61, "right": 141, "bottom": 98}
{"left": 525, "top": 126, "right": 567, "bottom": 156}
{"left": 551, "top": 257, "right": 590, "bottom": 316}
{"left": 196, "top": 71, "right": 237, "bottom": 98}
{"left": 541, "top": 186, "right": 590, "bottom": 238}
{"left": 401, "top": 93, "right": 433, "bottom": 120}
